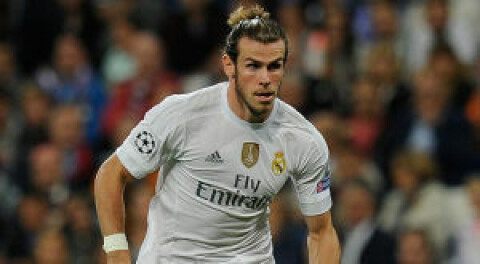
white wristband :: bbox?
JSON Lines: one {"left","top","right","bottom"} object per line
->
{"left": 103, "top": 233, "right": 129, "bottom": 253}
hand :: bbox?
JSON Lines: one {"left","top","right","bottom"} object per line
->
{"left": 107, "top": 250, "right": 131, "bottom": 264}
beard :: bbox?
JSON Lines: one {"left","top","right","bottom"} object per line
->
{"left": 234, "top": 76, "right": 264, "bottom": 117}
{"left": 233, "top": 66, "right": 281, "bottom": 120}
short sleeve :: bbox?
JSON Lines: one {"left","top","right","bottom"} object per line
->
{"left": 116, "top": 96, "right": 185, "bottom": 179}
{"left": 291, "top": 134, "right": 332, "bottom": 216}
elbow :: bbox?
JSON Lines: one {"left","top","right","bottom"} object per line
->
{"left": 308, "top": 221, "right": 335, "bottom": 240}
{"left": 94, "top": 156, "right": 120, "bottom": 195}
{"left": 306, "top": 211, "right": 339, "bottom": 245}
{"left": 94, "top": 162, "right": 108, "bottom": 198}
{"left": 94, "top": 154, "right": 132, "bottom": 197}
{"left": 307, "top": 211, "right": 334, "bottom": 236}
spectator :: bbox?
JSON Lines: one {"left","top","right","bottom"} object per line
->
{"left": 427, "top": 43, "right": 474, "bottom": 109}
{"left": 333, "top": 145, "right": 384, "bottom": 197}
{"left": 35, "top": 34, "right": 106, "bottom": 144}
{"left": 378, "top": 151, "right": 449, "bottom": 259}
{"left": 303, "top": 0, "right": 345, "bottom": 28}
{"left": 48, "top": 105, "right": 94, "bottom": 190}
{"left": 347, "top": 77, "right": 384, "bottom": 157}
{"left": 376, "top": 68, "right": 476, "bottom": 185}
{"left": 323, "top": 7, "right": 354, "bottom": 98}
{"left": 303, "top": 8, "right": 354, "bottom": 114}
{"left": 365, "top": 43, "right": 410, "bottom": 120}
{"left": 27, "top": 144, "right": 69, "bottom": 206}
{"left": 310, "top": 110, "right": 383, "bottom": 195}
{"left": 310, "top": 111, "right": 348, "bottom": 159}
{"left": 63, "top": 194, "right": 101, "bottom": 264}
{"left": 56, "top": 0, "right": 106, "bottom": 67}
{"left": 396, "top": 229, "right": 436, "bottom": 264}
{"left": 102, "top": 15, "right": 139, "bottom": 89}
{"left": 355, "top": 1, "right": 403, "bottom": 73}
{"left": 339, "top": 180, "right": 395, "bottom": 264}
{"left": 102, "top": 32, "right": 181, "bottom": 142}
{"left": 33, "top": 228, "right": 70, "bottom": 264}
{"left": 14, "top": 0, "right": 105, "bottom": 74}
{"left": 403, "top": 0, "right": 478, "bottom": 73}
{"left": 5, "top": 194, "right": 50, "bottom": 261}
{"left": 13, "top": 84, "right": 51, "bottom": 190}
{"left": 451, "top": 174, "right": 480, "bottom": 264}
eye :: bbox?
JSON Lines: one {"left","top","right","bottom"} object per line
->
{"left": 268, "top": 62, "right": 283, "bottom": 71}
{"left": 246, "top": 63, "right": 260, "bottom": 69}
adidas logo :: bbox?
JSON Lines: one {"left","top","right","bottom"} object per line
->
{"left": 205, "top": 151, "right": 224, "bottom": 163}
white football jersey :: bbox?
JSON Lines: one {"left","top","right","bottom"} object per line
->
{"left": 116, "top": 82, "right": 332, "bottom": 263}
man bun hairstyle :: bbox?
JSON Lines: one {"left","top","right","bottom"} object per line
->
{"left": 225, "top": 4, "right": 289, "bottom": 64}
{"left": 227, "top": 5, "right": 270, "bottom": 26}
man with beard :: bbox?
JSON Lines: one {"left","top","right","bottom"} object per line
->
{"left": 94, "top": 4, "right": 340, "bottom": 264}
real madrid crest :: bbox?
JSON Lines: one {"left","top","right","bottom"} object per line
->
{"left": 241, "top": 142, "right": 259, "bottom": 168}
{"left": 272, "top": 152, "right": 286, "bottom": 176}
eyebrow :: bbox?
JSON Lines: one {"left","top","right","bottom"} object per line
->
{"left": 244, "top": 57, "right": 284, "bottom": 64}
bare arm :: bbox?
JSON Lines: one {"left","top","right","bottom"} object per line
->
{"left": 94, "top": 154, "right": 135, "bottom": 263}
{"left": 305, "top": 211, "right": 341, "bottom": 264}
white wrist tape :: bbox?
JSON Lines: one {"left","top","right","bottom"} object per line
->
{"left": 103, "top": 233, "right": 129, "bottom": 253}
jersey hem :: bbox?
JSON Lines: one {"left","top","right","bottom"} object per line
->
{"left": 116, "top": 147, "right": 147, "bottom": 179}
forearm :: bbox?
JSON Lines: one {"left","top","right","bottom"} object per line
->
{"left": 307, "top": 224, "right": 341, "bottom": 264}
{"left": 94, "top": 161, "right": 128, "bottom": 236}
{"left": 95, "top": 156, "right": 135, "bottom": 264}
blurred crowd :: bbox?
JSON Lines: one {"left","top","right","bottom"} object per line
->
{"left": 0, "top": 0, "right": 480, "bottom": 263}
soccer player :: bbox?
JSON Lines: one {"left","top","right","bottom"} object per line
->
{"left": 94, "top": 5, "right": 341, "bottom": 264}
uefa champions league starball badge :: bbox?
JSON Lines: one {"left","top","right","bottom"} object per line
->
{"left": 135, "top": 131, "right": 156, "bottom": 154}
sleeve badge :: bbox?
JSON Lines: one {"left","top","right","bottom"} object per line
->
{"left": 135, "top": 131, "right": 156, "bottom": 154}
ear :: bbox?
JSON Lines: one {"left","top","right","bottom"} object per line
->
{"left": 222, "top": 54, "right": 235, "bottom": 79}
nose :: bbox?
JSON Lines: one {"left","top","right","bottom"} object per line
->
{"left": 259, "top": 68, "right": 271, "bottom": 87}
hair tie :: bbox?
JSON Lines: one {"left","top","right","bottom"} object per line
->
{"left": 239, "top": 16, "right": 262, "bottom": 25}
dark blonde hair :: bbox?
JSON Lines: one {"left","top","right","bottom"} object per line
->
{"left": 224, "top": 4, "right": 288, "bottom": 63}
{"left": 391, "top": 150, "right": 438, "bottom": 183}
